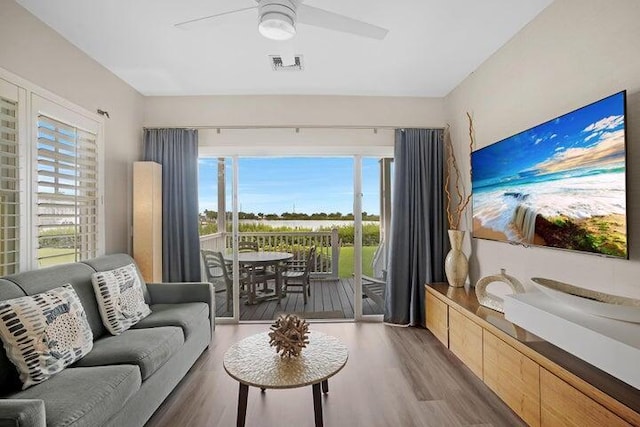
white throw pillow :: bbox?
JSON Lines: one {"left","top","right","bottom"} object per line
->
{"left": 91, "top": 263, "right": 151, "bottom": 335}
{"left": 0, "top": 284, "right": 94, "bottom": 389}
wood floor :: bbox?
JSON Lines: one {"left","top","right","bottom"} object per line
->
{"left": 215, "top": 278, "right": 384, "bottom": 320}
{"left": 146, "top": 323, "right": 525, "bottom": 427}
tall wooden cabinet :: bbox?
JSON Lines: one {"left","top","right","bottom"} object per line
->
{"left": 425, "top": 283, "right": 640, "bottom": 427}
{"left": 133, "top": 161, "right": 162, "bottom": 282}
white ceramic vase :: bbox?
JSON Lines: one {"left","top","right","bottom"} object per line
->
{"left": 445, "top": 229, "right": 468, "bottom": 288}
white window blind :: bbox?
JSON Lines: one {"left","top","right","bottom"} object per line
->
{"left": 36, "top": 114, "right": 99, "bottom": 267}
{"left": 0, "top": 96, "right": 19, "bottom": 275}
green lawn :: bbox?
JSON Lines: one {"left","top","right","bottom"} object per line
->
{"left": 338, "top": 246, "right": 377, "bottom": 278}
{"left": 37, "top": 248, "right": 77, "bottom": 267}
{"left": 37, "top": 246, "right": 378, "bottom": 276}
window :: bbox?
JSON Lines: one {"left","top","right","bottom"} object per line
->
{"left": 30, "top": 93, "right": 103, "bottom": 269}
{"left": 0, "top": 72, "right": 104, "bottom": 272}
{"left": 0, "top": 95, "right": 19, "bottom": 275}
{"left": 36, "top": 114, "right": 99, "bottom": 267}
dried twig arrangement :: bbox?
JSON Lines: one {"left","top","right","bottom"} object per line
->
{"left": 445, "top": 112, "right": 475, "bottom": 230}
{"left": 268, "top": 314, "right": 310, "bottom": 358}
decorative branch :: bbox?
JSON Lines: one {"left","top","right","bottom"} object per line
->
{"left": 268, "top": 314, "right": 310, "bottom": 358}
{"left": 445, "top": 113, "right": 475, "bottom": 230}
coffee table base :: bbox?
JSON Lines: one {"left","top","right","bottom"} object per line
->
{"left": 236, "top": 380, "right": 330, "bottom": 427}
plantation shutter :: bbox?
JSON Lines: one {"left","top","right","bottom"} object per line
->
{"left": 0, "top": 96, "right": 19, "bottom": 275}
{"left": 36, "top": 114, "right": 99, "bottom": 267}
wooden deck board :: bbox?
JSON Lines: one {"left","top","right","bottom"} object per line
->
{"left": 336, "top": 278, "right": 354, "bottom": 318}
{"left": 214, "top": 278, "right": 383, "bottom": 320}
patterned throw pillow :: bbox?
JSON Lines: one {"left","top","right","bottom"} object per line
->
{"left": 0, "top": 284, "right": 94, "bottom": 389}
{"left": 91, "top": 263, "right": 151, "bottom": 335}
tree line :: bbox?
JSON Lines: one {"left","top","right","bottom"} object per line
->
{"left": 200, "top": 210, "right": 380, "bottom": 221}
{"left": 198, "top": 222, "right": 380, "bottom": 246}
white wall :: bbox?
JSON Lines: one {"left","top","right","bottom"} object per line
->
{"left": 145, "top": 95, "right": 444, "bottom": 157}
{"left": 0, "top": 0, "right": 144, "bottom": 254}
{"left": 197, "top": 128, "right": 396, "bottom": 157}
{"left": 445, "top": 0, "right": 640, "bottom": 298}
{"left": 144, "top": 95, "right": 444, "bottom": 129}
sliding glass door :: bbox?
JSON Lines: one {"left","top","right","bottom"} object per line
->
{"left": 198, "top": 155, "right": 391, "bottom": 323}
{"left": 198, "top": 157, "right": 236, "bottom": 319}
{"left": 235, "top": 157, "right": 354, "bottom": 321}
{"left": 356, "top": 157, "right": 391, "bottom": 318}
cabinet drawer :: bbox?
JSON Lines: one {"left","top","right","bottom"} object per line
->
{"left": 449, "top": 308, "right": 483, "bottom": 378}
{"left": 426, "top": 291, "right": 448, "bottom": 347}
{"left": 484, "top": 331, "right": 540, "bottom": 427}
{"left": 540, "top": 368, "right": 630, "bottom": 427}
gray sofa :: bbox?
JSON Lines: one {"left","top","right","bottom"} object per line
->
{"left": 0, "top": 254, "right": 214, "bottom": 427}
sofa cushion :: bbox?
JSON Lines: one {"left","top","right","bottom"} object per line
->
{"left": 132, "top": 303, "right": 208, "bottom": 339}
{"left": 2, "top": 263, "right": 107, "bottom": 339}
{"left": 74, "top": 326, "right": 183, "bottom": 380}
{"left": 0, "top": 285, "right": 94, "bottom": 389}
{"left": 12, "top": 365, "right": 141, "bottom": 427}
{"left": 91, "top": 264, "right": 151, "bottom": 335}
{"left": 82, "top": 254, "right": 150, "bottom": 303}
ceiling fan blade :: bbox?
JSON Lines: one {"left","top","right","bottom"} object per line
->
{"left": 175, "top": 6, "right": 258, "bottom": 29}
{"left": 296, "top": 5, "right": 388, "bottom": 40}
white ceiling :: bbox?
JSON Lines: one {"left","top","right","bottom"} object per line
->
{"left": 16, "top": 0, "right": 553, "bottom": 97}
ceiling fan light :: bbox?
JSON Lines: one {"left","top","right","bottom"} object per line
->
{"left": 259, "top": 12, "right": 296, "bottom": 41}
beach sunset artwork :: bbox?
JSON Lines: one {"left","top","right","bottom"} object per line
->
{"left": 472, "top": 92, "right": 627, "bottom": 258}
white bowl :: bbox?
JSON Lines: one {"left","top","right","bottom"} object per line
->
{"left": 530, "top": 277, "right": 640, "bottom": 323}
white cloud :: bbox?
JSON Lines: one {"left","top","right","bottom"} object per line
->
{"left": 534, "top": 138, "right": 543, "bottom": 145}
{"left": 550, "top": 134, "right": 557, "bottom": 139}
{"left": 584, "top": 132, "right": 600, "bottom": 142}
{"left": 533, "top": 130, "right": 625, "bottom": 173}
{"left": 554, "top": 146, "right": 565, "bottom": 151}
{"left": 583, "top": 115, "right": 624, "bottom": 132}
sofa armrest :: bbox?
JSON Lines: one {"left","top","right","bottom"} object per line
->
{"left": 147, "top": 282, "right": 215, "bottom": 335}
{"left": 0, "top": 399, "right": 46, "bottom": 427}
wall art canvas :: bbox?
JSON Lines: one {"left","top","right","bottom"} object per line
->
{"left": 472, "top": 92, "right": 627, "bottom": 258}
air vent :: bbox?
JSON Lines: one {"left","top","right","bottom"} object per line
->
{"left": 270, "top": 55, "right": 304, "bottom": 71}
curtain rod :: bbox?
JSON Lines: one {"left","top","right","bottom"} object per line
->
{"left": 143, "top": 125, "right": 445, "bottom": 132}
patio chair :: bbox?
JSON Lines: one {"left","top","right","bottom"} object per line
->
{"left": 237, "top": 239, "right": 275, "bottom": 293}
{"left": 282, "top": 246, "right": 316, "bottom": 304}
{"left": 238, "top": 240, "right": 259, "bottom": 252}
{"left": 238, "top": 240, "right": 262, "bottom": 274}
{"left": 361, "top": 273, "right": 386, "bottom": 311}
{"left": 200, "top": 249, "right": 250, "bottom": 312}
{"left": 201, "top": 249, "right": 226, "bottom": 293}
{"left": 358, "top": 243, "right": 387, "bottom": 311}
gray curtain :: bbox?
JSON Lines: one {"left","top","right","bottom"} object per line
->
{"left": 143, "top": 129, "right": 200, "bottom": 282}
{"left": 384, "top": 128, "right": 448, "bottom": 326}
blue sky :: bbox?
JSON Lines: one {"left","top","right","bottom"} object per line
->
{"left": 472, "top": 92, "right": 626, "bottom": 190}
{"left": 198, "top": 157, "right": 381, "bottom": 215}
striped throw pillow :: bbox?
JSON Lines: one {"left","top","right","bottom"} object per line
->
{"left": 91, "top": 263, "right": 151, "bottom": 335}
{"left": 0, "top": 284, "right": 93, "bottom": 389}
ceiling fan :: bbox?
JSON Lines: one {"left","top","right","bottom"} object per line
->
{"left": 174, "top": 0, "right": 389, "bottom": 41}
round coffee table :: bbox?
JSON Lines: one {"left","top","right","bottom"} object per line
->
{"left": 223, "top": 331, "right": 348, "bottom": 427}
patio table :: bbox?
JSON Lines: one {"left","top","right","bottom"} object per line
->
{"left": 223, "top": 251, "right": 293, "bottom": 304}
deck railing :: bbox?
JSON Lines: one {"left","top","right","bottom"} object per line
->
{"left": 199, "top": 232, "right": 226, "bottom": 253}
{"left": 199, "top": 228, "right": 340, "bottom": 279}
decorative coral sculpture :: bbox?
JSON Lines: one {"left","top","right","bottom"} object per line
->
{"left": 268, "top": 314, "right": 310, "bottom": 358}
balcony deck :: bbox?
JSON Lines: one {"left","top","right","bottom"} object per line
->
{"left": 214, "top": 277, "right": 384, "bottom": 321}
